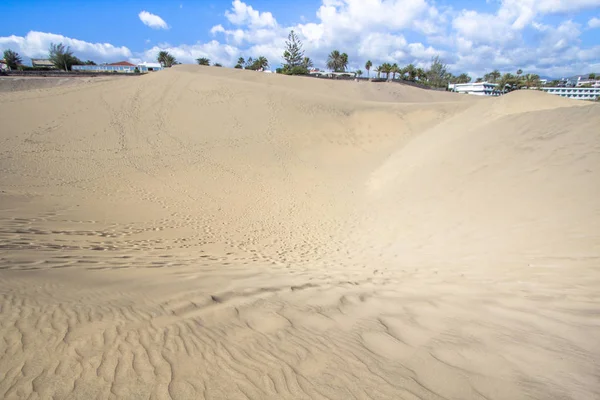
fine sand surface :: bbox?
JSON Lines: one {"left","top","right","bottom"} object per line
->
{"left": 1, "top": 65, "right": 599, "bottom": 399}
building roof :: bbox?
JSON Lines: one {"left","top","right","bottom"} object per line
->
{"left": 107, "top": 61, "right": 136, "bottom": 67}
{"left": 31, "top": 59, "right": 55, "bottom": 67}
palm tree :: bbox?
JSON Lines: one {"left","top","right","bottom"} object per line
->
{"left": 196, "top": 57, "right": 210, "bottom": 66}
{"left": 484, "top": 70, "right": 501, "bottom": 83}
{"left": 523, "top": 73, "right": 541, "bottom": 88}
{"left": 404, "top": 64, "right": 416, "bottom": 81}
{"left": 416, "top": 67, "right": 427, "bottom": 82}
{"left": 491, "top": 70, "right": 501, "bottom": 83}
{"left": 237, "top": 57, "right": 245, "bottom": 66}
{"left": 476, "top": 77, "right": 483, "bottom": 83}
{"left": 516, "top": 69, "right": 523, "bottom": 77}
{"left": 374, "top": 65, "right": 382, "bottom": 78}
{"left": 457, "top": 73, "right": 471, "bottom": 83}
{"left": 340, "top": 53, "right": 348, "bottom": 72}
{"left": 356, "top": 69, "right": 363, "bottom": 78}
{"left": 365, "top": 60, "right": 372, "bottom": 77}
{"left": 166, "top": 54, "right": 176, "bottom": 67}
{"left": 157, "top": 51, "right": 169, "bottom": 66}
{"left": 589, "top": 73, "right": 596, "bottom": 80}
{"left": 499, "top": 72, "right": 519, "bottom": 92}
{"left": 213, "top": 62, "right": 223, "bottom": 67}
{"left": 254, "top": 56, "right": 269, "bottom": 70}
{"left": 327, "top": 50, "right": 348, "bottom": 72}
{"left": 390, "top": 63, "right": 400, "bottom": 80}
{"left": 157, "top": 51, "right": 176, "bottom": 67}
{"left": 327, "top": 50, "right": 341, "bottom": 71}
{"left": 2, "top": 49, "right": 22, "bottom": 70}
{"left": 380, "top": 63, "right": 392, "bottom": 80}
{"left": 302, "top": 57, "right": 314, "bottom": 70}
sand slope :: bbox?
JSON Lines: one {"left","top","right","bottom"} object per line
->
{"left": 1, "top": 65, "right": 599, "bottom": 399}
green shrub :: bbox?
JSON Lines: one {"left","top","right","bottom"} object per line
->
{"left": 283, "top": 65, "right": 308, "bottom": 75}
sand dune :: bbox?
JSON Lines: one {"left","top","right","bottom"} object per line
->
{"left": 1, "top": 65, "right": 599, "bottom": 399}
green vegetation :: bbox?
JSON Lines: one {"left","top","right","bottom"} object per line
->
{"left": 327, "top": 50, "right": 349, "bottom": 72}
{"left": 196, "top": 57, "right": 210, "bottom": 66}
{"left": 302, "top": 57, "right": 314, "bottom": 70}
{"left": 157, "top": 51, "right": 176, "bottom": 67}
{"left": 494, "top": 71, "right": 541, "bottom": 92}
{"left": 239, "top": 56, "right": 269, "bottom": 71}
{"left": 282, "top": 30, "right": 307, "bottom": 75}
{"left": 3, "top": 49, "right": 22, "bottom": 69}
{"left": 451, "top": 73, "right": 471, "bottom": 84}
{"left": 364, "top": 57, "right": 455, "bottom": 88}
{"left": 234, "top": 57, "right": 245, "bottom": 69}
{"left": 374, "top": 65, "right": 381, "bottom": 78}
{"left": 426, "top": 56, "right": 448, "bottom": 88}
{"left": 49, "top": 43, "right": 81, "bottom": 71}
{"left": 365, "top": 60, "right": 372, "bottom": 77}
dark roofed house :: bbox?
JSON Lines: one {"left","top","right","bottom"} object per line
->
{"left": 31, "top": 59, "right": 56, "bottom": 68}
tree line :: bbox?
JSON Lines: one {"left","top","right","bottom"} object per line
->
{"left": 476, "top": 69, "right": 542, "bottom": 91}
{"left": 3, "top": 40, "right": 598, "bottom": 91}
{"left": 2, "top": 45, "right": 96, "bottom": 71}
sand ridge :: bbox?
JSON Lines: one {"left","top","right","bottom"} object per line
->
{"left": 1, "top": 65, "right": 599, "bottom": 399}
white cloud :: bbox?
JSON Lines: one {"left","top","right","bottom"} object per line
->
{"left": 453, "top": 10, "right": 519, "bottom": 45}
{"left": 225, "top": 0, "right": 276, "bottom": 28}
{"left": 210, "top": 24, "right": 226, "bottom": 34}
{"left": 0, "top": 31, "right": 132, "bottom": 62}
{"left": 3, "top": 0, "right": 599, "bottom": 77}
{"left": 138, "top": 11, "right": 169, "bottom": 29}
{"left": 532, "top": 0, "right": 600, "bottom": 13}
{"left": 136, "top": 41, "right": 239, "bottom": 66}
{"left": 212, "top": 0, "right": 447, "bottom": 70}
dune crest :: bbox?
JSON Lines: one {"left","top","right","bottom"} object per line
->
{"left": 1, "top": 66, "right": 599, "bottom": 399}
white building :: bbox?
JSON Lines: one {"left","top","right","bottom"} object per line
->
{"left": 136, "top": 62, "right": 163, "bottom": 72}
{"left": 541, "top": 87, "right": 600, "bottom": 100}
{"left": 575, "top": 77, "right": 600, "bottom": 88}
{"left": 448, "top": 82, "right": 499, "bottom": 96}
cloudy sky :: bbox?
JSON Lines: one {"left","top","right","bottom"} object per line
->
{"left": 1, "top": 0, "right": 599, "bottom": 78}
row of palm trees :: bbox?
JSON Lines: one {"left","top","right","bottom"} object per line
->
{"left": 196, "top": 57, "right": 224, "bottom": 67}
{"left": 476, "top": 68, "right": 543, "bottom": 90}
{"left": 367, "top": 62, "right": 427, "bottom": 80}
{"left": 233, "top": 56, "right": 269, "bottom": 70}
{"left": 112, "top": 48, "right": 548, "bottom": 92}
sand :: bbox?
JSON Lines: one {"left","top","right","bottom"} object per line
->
{"left": 0, "top": 65, "right": 599, "bottom": 399}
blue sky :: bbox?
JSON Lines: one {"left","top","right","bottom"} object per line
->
{"left": 1, "top": 0, "right": 600, "bottom": 78}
